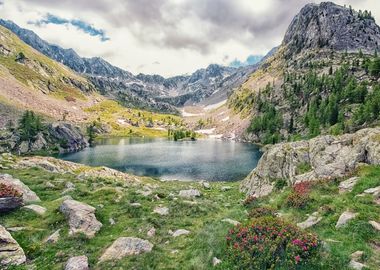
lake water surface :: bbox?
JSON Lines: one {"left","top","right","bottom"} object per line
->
{"left": 59, "top": 137, "right": 262, "bottom": 182}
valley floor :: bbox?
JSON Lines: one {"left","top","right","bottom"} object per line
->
{"left": 0, "top": 154, "right": 379, "bottom": 269}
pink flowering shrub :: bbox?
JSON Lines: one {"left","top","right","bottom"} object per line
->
{"left": 286, "top": 182, "right": 313, "bottom": 209}
{"left": 226, "top": 217, "right": 320, "bottom": 269}
{"left": 242, "top": 195, "right": 257, "bottom": 207}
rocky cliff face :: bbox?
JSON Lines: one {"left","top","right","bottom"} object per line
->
{"left": 0, "top": 123, "right": 88, "bottom": 154}
{"left": 241, "top": 128, "right": 380, "bottom": 197}
{"left": 284, "top": 2, "right": 380, "bottom": 57}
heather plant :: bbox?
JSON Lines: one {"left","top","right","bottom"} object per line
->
{"left": 248, "top": 206, "right": 276, "bottom": 218}
{"left": 0, "top": 183, "right": 22, "bottom": 198}
{"left": 286, "top": 182, "right": 312, "bottom": 209}
{"left": 225, "top": 217, "right": 320, "bottom": 269}
{"left": 242, "top": 194, "right": 258, "bottom": 207}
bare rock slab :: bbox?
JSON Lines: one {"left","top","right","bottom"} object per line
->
{"left": 222, "top": 218, "right": 241, "bottom": 226}
{"left": 336, "top": 211, "right": 358, "bottom": 228}
{"left": 0, "top": 174, "right": 40, "bottom": 203}
{"left": 0, "top": 225, "right": 26, "bottom": 266}
{"left": 178, "top": 189, "right": 201, "bottom": 199}
{"left": 369, "top": 220, "right": 380, "bottom": 231}
{"left": 99, "top": 237, "right": 153, "bottom": 262}
{"left": 22, "top": 204, "right": 47, "bottom": 215}
{"left": 297, "top": 212, "right": 322, "bottom": 229}
{"left": 60, "top": 199, "right": 102, "bottom": 238}
{"left": 65, "top": 255, "right": 89, "bottom": 270}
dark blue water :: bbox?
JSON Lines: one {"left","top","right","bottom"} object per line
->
{"left": 59, "top": 137, "right": 262, "bottom": 182}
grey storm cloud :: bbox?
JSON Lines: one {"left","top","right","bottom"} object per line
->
{"left": 16, "top": 0, "right": 377, "bottom": 55}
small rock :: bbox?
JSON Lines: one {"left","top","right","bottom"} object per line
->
{"left": 59, "top": 199, "right": 102, "bottom": 238}
{"left": 109, "top": 218, "right": 115, "bottom": 225}
{"left": 364, "top": 186, "right": 380, "bottom": 195}
{"left": 201, "top": 182, "right": 211, "bottom": 189}
{"left": 221, "top": 186, "right": 232, "bottom": 191}
{"left": 349, "top": 260, "right": 366, "bottom": 270}
{"left": 171, "top": 249, "right": 179, "bottom": 254}
{"left": 99, "top": 237, "right": 153, "bottom": 262}
{"left": 64, "top": 255, "right": 89, "bottom": 270}
{"left": 6, "top": 227, "right": 27, "bottom": 232}
{"left": 339, "top": 177, "right": 359, "bottom": 193}
{"left": 147, "top": 227, "right": 156, "bottom": 237}
{"left": 222, "top": 218, "right": 241, "bottom": 226}
{"left": 336, "top": 211, "right": 358, "bottom": 228}
{"left": 44, "top": 229, "right": 61, "bottom": 244}
{"left": 153, "top": 206, "right": 169, "bottom": 216}
{"left": 45, "top": 181, "right": 55, "bottom": 188}
{"left": 22, "top": 204, "right": 47, "bottom": 215}
{"left": 351, "top": 251, "right": 364, "bottom": 261}
{"left": 369, "top": 220, "right": 380, "bottom": 231}
{"left": 130, "top": 202, "right": 141, "bottom": 207}
{"left": 65, "top": 182, "right": 75, "bottom": 189}
{"left": 178, "top": 189, "right": 201, "bottom": 199}
{"left": 172, "top": 229, "right": 190, "bottom": 237}
{"left": 153, "top": 194, "right": 161, "bottom": 201}
{"left": 97, "top": 204, "right": 104, "bottom": 208}
{"left": 0, "top": 225, "right": 26, "bottom": 266}
{"left": 137, "top": 189, "right": 152, "bottom": 197}
{"left": 213, "top": 257, "right": 222, "bottom": 266}
{"left": 297, "top": 212, "right": 322, "bottom": 229}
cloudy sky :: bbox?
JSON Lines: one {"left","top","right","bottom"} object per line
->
{"left": 0, "top": 0, "right": 379, "bottom": 77}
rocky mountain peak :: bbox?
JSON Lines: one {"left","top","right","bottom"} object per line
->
{"left": 283, "top": 1, "right": 380, "bottom": 56}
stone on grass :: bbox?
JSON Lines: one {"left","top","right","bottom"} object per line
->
{"left": 65, "top": 255, "right": 89, "bottom": 270}
{"left": 178, "top": 189, "right": 201, "bottom": 199}
{"left": 172, "top": 229, "right": 190, "bottom": 237}
{"left": 369, "top": 220, "right": 380, "bottom": 231}
{"left": 349, "top": 251, "right": 366, "bottom": 270}
{"left": 0, "top": 225, "right": 26, "bottom": 266}
{"left": 221, "top": 186, "right": 232, "bottom": 191}
{"left": 339, "top": 177, "right": 359, "bottom": 193}
{"left": 336, "top": 211, "right": 358, "bottom": 228}
{"left": 349, "top": 260, "right": 366, "bottom": 270}
{"left": 201, "top": 182, "right": 211, "bottom": 189}
{"left": 147, "top": 227, "right": 156, "bottom": 237}
{"left": 99, "top": 237, "right": 153, "bottom": 262}
{"left": 130, "top": 202, "right": 141, "bottom": 207}
{"left": 44, "top": 229, "right": 61, "bottom": 244}
{"left": 22, "top": 204, "right": 47, "bottom": 215}
{"left": 297, "top": 212, "right": 322, "bottom": 229}
{"left": 109, "top": 218, "right": 116, "bottom": 225}
{"left": 59, "top": 199, "right": 102, "bottom": 238}
{"left": 0, "top": 174, "right": 40, "bottom": 203}
{"left": 364, "top": 186, "right": 380, "bottom": 195}
{"left": 213, "top": 257, "right": 222, "bottom": 266}
{"left": 222, "top": 218, "right": 241, "bottom": 226}
{"left": 153, "top": 206, "right": 169, "bottom": 216}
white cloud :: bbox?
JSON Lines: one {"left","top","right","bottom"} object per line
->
{"left": 0, "top": 0, "right": 379, "bottom": 77}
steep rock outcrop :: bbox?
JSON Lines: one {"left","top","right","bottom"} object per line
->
{"left": 241, "top": 128, "right": 380, "bottom": 196}
{"left": 284, "top": 2, "right": 380, "bottom": 56}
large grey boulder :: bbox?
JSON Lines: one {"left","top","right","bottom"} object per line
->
{"left": 0, "top": 174, "right": 40, "bottom": 203}
{"left": 0, "top": 197, "right": 23, "bottom": 213}
{"left": 48, "top": 123, "right": 88, "bottom": 153}
{"left": 59, "top": 199, "right": 102, "bottom": 238}
{"left": 241, "top": 128, "right": 380, "bottom": 197}
{"left": 0, "top": 225, "right": 26, "bottom": 266}
{"left": 65, "top": 255, "right": 89, "bottom": 270}
{"left": 99, "top": 237, "right": 153, "bottom": 262}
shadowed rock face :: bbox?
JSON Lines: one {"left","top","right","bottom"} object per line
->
{"left": 241, "top": 128, "right": 380, "bottom": 197}
{"left": 283, "top": 2, "right": 380, "bottom": 56}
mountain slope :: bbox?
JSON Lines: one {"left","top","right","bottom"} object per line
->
{"left": 0, "top": 20, "right": 261, "bottom": 112}
{"left": 229, "top": 2, "right": 380, "bottom": 144}
{"left": 0, "top": 25, "right": 104, "bottom": 126}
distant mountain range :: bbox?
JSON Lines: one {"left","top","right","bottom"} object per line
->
{"left": 0, "top": 19, "right": 266, "bottom": 113}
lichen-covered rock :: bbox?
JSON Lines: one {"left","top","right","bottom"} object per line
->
{"left": 339, "top": 177, "right": 360, "bottom": 193}
{"left": 59, "top": 199, "right": 102, "bottom": 238}
{"left": 65, "top": 255, "right": 89, "bottom": 270}
{"left": 0, "top": 225, "right": 26, "bottom": 266}
{"left": 0, "top": 173, "right": 40, "bottom": 203}
{"left": 241, "top": 128, "right": 380, "bottom": 196}
{"left": 99, "top": 237, "right": 153, "bottom": 262}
